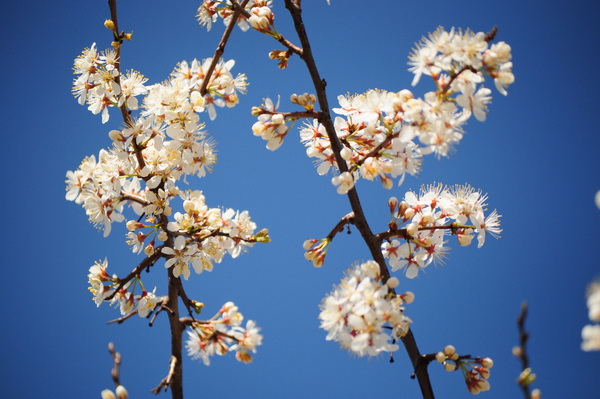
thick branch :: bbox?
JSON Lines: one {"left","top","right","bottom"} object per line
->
{"left": 283, "top": 2, "right": 434, "bottom": 398}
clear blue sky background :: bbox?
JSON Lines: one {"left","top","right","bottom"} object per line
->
{"left": 2, "top": 1, "right": 599, "bottom": 398}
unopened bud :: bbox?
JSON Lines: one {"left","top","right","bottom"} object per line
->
{"left": 401, "top": 291, "right": 415, "bottom": 304}
{"left": 255, "top": 228, "right": 271, "bottom": 243}
{"left": 406, "top": 222, "right": 418, "bottom": 237}
{"left": 443, "top": 345, "right": 456, "bottom": 356}
{"left": 340, "top": 147, "right": 352, "bottom": 161}
{"left": 115, "top": 385, "right": 128, "bottom": 399}
{"left": 144, "top": 243, "right": 155, "bottom": 256}
{"left": 126, "top": 220, "right": 139, "bottom": 231}
{"left": 108, "top": 130, "right": 123, "bottom": 142}
{"left": 388, "top": 197, "right": 398, "bottom": 213}
{"left": 436, "top": 351, "right": 446, "bottom": 363}
{"left": 123, "top": 32, "right": 133, "bottom": 41}
{"left": 512, "top": 346, "right": 522, "bottom": 357}
{"left": 386, "top": 277, "right": 399, "bottom": 288}
{"left": 444, "top": 361, "right": 457, "bottom": 372}
{"left": 101, "top": 390, "right": 116, "bottom": 399}
{"left": 457, "top": 232, "right": 473, "bottom": 246}
{"left": 104, "top": 19, "right": 116, "bottom": 31}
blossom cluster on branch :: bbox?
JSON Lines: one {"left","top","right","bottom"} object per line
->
{"left": 66, "top": 13, "right": 266, "bottom": 375}
{"left": 380, "top": 183, "right": 501, "bottom": 278}
{"left": 252, "top": 27, "right": 514, "bottom": 195}
{"left": 434, "top": 345, "right": 494, "bottom": 395}
{"left": 319, "top": 260, "right": 413, "bottom": 357}
{"left": 185, "top": 302, "right": 263, "bottom": 365}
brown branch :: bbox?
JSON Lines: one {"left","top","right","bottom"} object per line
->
{"left": 199, "top": 0, "right": 250, "bottom": 97}
{"left": 108, "top": 342, "right": 122, "bottom": 387}
{"left": 107, "top": 310, "right": 138, "bottom": 325}
{"left": 326, "top": 212, "right": 354, "bottom": 241}
{"left": 105, "top": 249, "right": 163, "bottom": 301}
{"left": 376, "top": 223, "right": 471, "bottom": 242}
{"left": 515, "top": 302, "right": 532, "bottom": 399}
{"left": 151, "top": 355, "right": 179, "bottom": 395}
{"left": 162, "top": 255, "right": 184, "bottom": 399}
{"left": 283, "top": 1, "right": 434, "bottom": 398}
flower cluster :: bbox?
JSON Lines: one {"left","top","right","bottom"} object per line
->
{"left": 266, "top": 27, "right": 513, "bottom": 194}
{"left": 72, "top": 43, "right": 148, "bottom": 124}
{"left": 185, "top": 302, "right": 263, "bottom": 365}
{"left": 381, "top": 183, "right": 501, "bottom": 279}
{"left": 88, "top": 259, "right": 163, "bottom": 318}
{"left": 435, "top": 345, "right": 493, "bottom": 395}
{"left": 162, "top": 190, "right": 268, "bottom": 279}
{"left": 197, "top": 0, "right": 274, "bottom": 34}
{"left": 303, "top": 238, "right": 330, "bottom": 268}
{"left": 408, "top": 27, "right": 514, "bottom": 94}
{"left": 251, "top": 97, "right": 290, "bottom": 150}
{"left": 582, "top": 280, "right": 600, "bottom": 351}
{"left": 319, "top": 260, "right": 413, "bottom": 357}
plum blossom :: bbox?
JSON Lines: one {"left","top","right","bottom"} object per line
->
{"left": 319, "top": 260, "right": 412, "bottom": 357}
{"left": 381, "top": 183, "right": 500, "bottom": 278}
{"left": 185, "top": 303, "right": 263, "bottom": 365}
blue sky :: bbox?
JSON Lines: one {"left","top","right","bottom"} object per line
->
{"left": 2, "top": 0, "right": 599, "bottom": 398}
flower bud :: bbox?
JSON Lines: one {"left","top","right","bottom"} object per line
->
{"left": 406, "top": 222, "right": 418, "bottom": 237}
{"left": 144, "top": 243, "right": 155, "bottom": 256}
{"left": 109, "top": 129, "right": 124, "bottom": 142}
{"left": 512, "top": 346, "right": 522, "bottom": 357}
{"left": 457, "top": 232, "right": 473, "bottom": 246}
{"left": 444, "top": 345, "right": 456, "bottom": 356}
{"left": 386, "top": 276, "right": 399, "bottom": 288}
{"left": 340, "top": 147, "right": 352, "bottom": 161}
{"left": 104, "top": 19, "right": 115, "bottom": 31}
{"left": 158, "top": 230, "right": 168, "bottom": 241}
{"left": 101, "top": 390, "right": 116, "bottom": 399}
{"left": 126, "top": 220, "right": 139, "bottom": 231}
{"left": 303, "top": 239, "right": 316, "bottom": 250}
{"left": 401, "top": 291, "right": 415, "bottom": 304}
{"left": 436, "top": 351, "right": 446, "bottom": 363}
{"left": 444, "top": 361, "right": 457, "bottom": 372}
{"left": 115, "top": 385, "right": 128, "bottom": 399}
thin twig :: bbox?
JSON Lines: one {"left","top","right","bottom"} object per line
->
{"left": 325, "top": 212, "right": 355, "bottom": 241}
{"left": 105, "top": 250, "right": 163, "bottom": 301}
{"left": 107, "top": 310, "right": 138, "bottom": 325}
{"left": 516, "top": 302, "right": 532, "bottom": 399}
{"left": 151, "top": 355, "right": 179, "bottom": 395}
{"left": 108, "top": 342, "right": 121, "bottom": 387}
{"left": 199, "top": 0, "right": 250, "bottom": 96}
